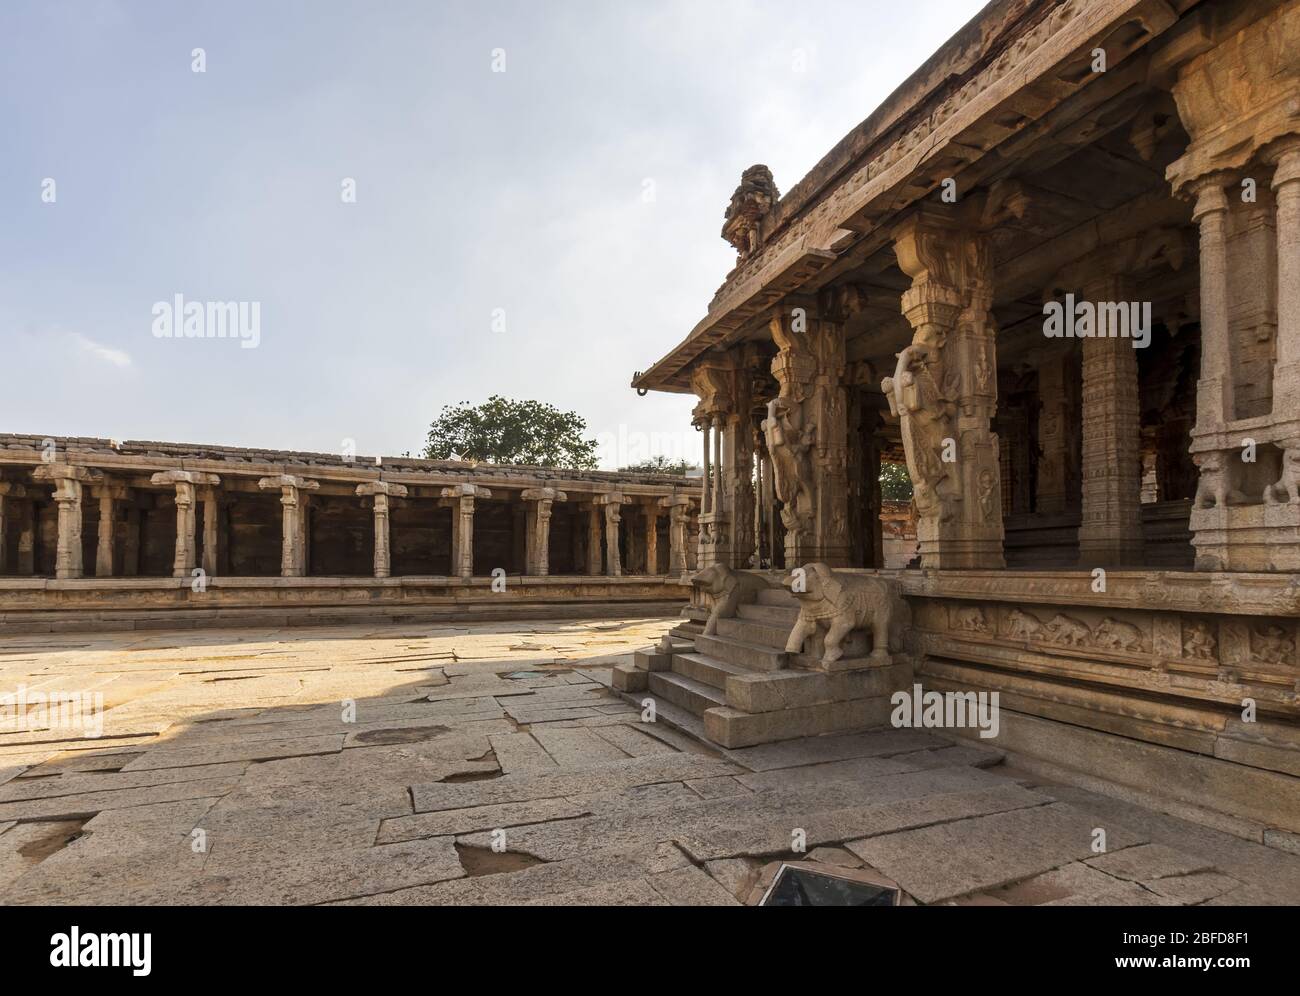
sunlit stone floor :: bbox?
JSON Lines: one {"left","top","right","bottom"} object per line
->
{"left": 1, "top": 617, "right": 1297, "bottom": 905}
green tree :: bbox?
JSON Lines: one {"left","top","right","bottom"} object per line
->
{"left": 879, "top": 461, "right": 914, "bottom": 501}
{"left": 423, "top": 396, "right": 600, "bottom": 469}
{"left": 619, "top": 456, "right": 700, "bottom": 475}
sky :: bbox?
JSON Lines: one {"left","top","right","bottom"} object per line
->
{"left": 1, "top": 0, "right": 988, "bottom": 468}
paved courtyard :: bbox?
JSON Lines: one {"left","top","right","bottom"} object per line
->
{"left": 0, "top": 616, "right": 1297, "bottom": 906}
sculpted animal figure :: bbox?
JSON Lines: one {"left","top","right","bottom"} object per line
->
{"left": 1004, "top": 608, "right": 1042, "bottom": 641}
{"left": 952, "top": 605, "right": 988, "bottom": 633}
{"left": 1264, "top": 446, "right": 1300, "bottom": 505}
{"left": 691, "top": 563, "right": 773, "bottom": 636}
{"left": 782, "top": 562, "right": 901, "bottom": 666}
{"left": 1095, "top": 617, "right": 1144, "bottom": 651}
{"left": 1045, "top": 613, "right": 1091, "bottom": 647}
{"left": 1192, "top": 451, "right": 1229, "bottom": 509}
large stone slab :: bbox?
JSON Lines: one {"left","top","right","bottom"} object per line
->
{"left": 846, "top": 802, "right": 1148, "bottom": 903}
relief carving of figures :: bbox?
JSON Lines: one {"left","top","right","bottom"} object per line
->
{"left": 882, "top": 344, "right": 957, "bottom": 520}
{"left": 1003, "top": 607, "right": 1043, "bottom": 640}
{"left": 1044, "top": 613, "right": 1090, "bottom": 647}
{"left": 951, "top": 605, "right": 988, "bottom": 634}
{"left": 1182, "top": 619, "right": 1217, "bottom": 660}
{"left": 1252, "top": 624, "right": 1296, "bottom": 666}
{"left": 1095, "top": 617, "right": 1145, "bottom": 652}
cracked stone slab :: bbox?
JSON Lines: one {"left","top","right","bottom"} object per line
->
{"left": 330, "top": 841, "right": 691, "bottom": 906}
{"left": 0, "top": 777, "right": 240, "bottom": 823}
{"left": 181, "top": 835, "right": 465, "bottom": 905}
{"left": 377, "top": 798, "right": 592, "bottom": 844}
{"left": 121, "top": 734, "right": 346, "bottom": 771}
{"left": 1084, "top": 843, "right": 1213, "bottom": 882}
{"left": 721, "top": 729, "right": 949, "bottom": 772}
{"left": 846, "top": 802, "right": 1148, "bottom": 904}
{"left": 680, "top": 784, "right": 1049, "bottom": 863}
{"left": 0, "top": 762, "right": 249, "bottom": 804}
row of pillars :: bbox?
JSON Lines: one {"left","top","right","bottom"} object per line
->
{"left": 0, "top": 464, "right": 697, "bottom": 581}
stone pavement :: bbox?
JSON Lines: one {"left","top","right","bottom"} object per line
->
{"left": 0, "top": 617, "right": 1297, "bottom": 906}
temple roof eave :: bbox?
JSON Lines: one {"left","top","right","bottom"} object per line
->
{"left": 631, "top": 0, "right": 1190, "bottom": 397}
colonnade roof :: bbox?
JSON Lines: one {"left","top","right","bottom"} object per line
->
{"left": 0, "top": 434, "right": 702, "bottom": 496}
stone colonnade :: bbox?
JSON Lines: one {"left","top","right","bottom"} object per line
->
{"left": 0, "top": 448, "right": 700, "bottom": 582}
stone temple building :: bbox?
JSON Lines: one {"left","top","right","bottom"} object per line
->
{"left": 0, "top": 435, "right": 700, "bottom": 630}
{"left": 621, "top": 0, "right": 1300, "bottom": 836}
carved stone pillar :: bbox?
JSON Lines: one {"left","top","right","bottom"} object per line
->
{"left": 597, "top": 493, "right": 624, "bottom": 576}
{"left": 151, "top": 471, "right": 220, "bottom": 578}
{"left": 643, "top": 501, "right": 660, "bottom": 574}
{"left": 691, "top": 364, "right": 734, "bottom": 568}
{"left": 1077, "top": 277, "right": 1145, "bottom": 567}
{"left": 1270, "top": 139, "right": 1300, "bottom": 411}
{"left": 585, "top": 503, "right": 603, "bottom": 575}
{"left": 259, "top": 475, "right": 319, "bottom": 578}
{"left": 441, "top": 484, "right": 489, "bottom": 579}
{"left": 660, "top": 494, "right": 691, "bottom": 575}
{"left": 91, "top": 484, "right": 129, "bottom": 577}
{"left": 357, "top": 482, "right": 408, "bottom": 578}
{"left": 32, "top": 464, "right": 101, "bottom": 579}
{"left": 200, "top": 487, "right": 221, "bottom": 577}
{"left": 1166, "top": 2, "right": 1300, "bottom": 570}
{"left": 521, "top": 488, "right": 566, "bottom": 576}
{"left": 0, "top": 482, "right": 24, "bottom": 575}
{"left": 884, "top": 213, "right": 1004, "bottom": 569}
{"left": 764, "top": 296, "right": 853, "bottom": 567}
{"left": 1034, "top": 348, "right": 1079, "bottom": 514}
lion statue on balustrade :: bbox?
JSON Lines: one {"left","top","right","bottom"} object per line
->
{"left": 782, "top": 562, "right": 906, "bottom": 666}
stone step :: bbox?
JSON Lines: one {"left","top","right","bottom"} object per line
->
{"left": 755, "top": 588, "right": 799, "bottom": 608}
{"left": 694, "top": 633, "right": 788, "bottom": 672}
{"left": 671, "top": 652, "right": 749, "bottom": 691}
{"left": 648, "top": 671, "right": 727, "bottom": 717}
{"left": 716, "top": 616, "right": 792, "bottom": 650}
{"left": 736, "top": 602, "right": 799, "bottom": 626}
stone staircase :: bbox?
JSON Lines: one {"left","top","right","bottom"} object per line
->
{"left": 615, "top": 588, "right": 913, "bottom": 749}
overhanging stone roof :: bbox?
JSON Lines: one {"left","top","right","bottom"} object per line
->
{"left": 631, "top": 0, "right": 1189, "bottom": 393}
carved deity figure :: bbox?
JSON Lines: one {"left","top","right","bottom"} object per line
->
{"left": 881, "top": 345, "right": 956, "bottom": 520}
{"left": 762, "top": 394, "right": 814, "bottom": 536}
{"left": 691, "top": 563, "right": 774, "bottom": 636}
{"left": 782, "top": 562, "right": 902, "bottom": 666}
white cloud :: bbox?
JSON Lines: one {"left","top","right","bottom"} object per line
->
{"left": 70, "top": 333, "right": 132, "bottom": 369}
